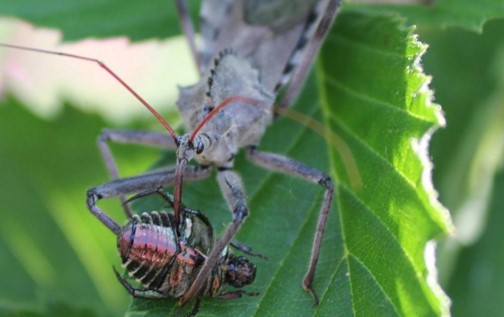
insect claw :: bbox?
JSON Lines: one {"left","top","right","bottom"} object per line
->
{"left": 303, "top": 281, "right": 320, "bottom": 306}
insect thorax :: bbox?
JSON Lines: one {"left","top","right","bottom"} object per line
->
{"left": 177, "top": 52, "right": 275, "bottom": 166}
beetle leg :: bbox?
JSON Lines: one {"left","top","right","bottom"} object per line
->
{"left": 182, "top": 297, "right": 202, "bottom": 317}
{"left": 217, "top": 290, "right": 260, "bottom": 300}
{"left": 113, "top": 267, "right": 165, "bottom": 299}
{"left": 230, "top": 240, "right": 268, "bottom": 260}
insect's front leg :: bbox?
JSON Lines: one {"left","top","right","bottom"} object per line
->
{"left": 245, "top": 146, "right": 334, "bottom": 305}
{"left": 98, "top": 129, "right": 178, "bottom": 216}
{"left": 217, "top": 290, "right": 259, "bottom": 300}
{"left": 230, "top": 240, "right": 268, "bottom": 260}
{"left": 86, "top": 165, "right": 211, "bottom": 233}
{"left": 180, "top": 169, "right": 249, "bottom": 305}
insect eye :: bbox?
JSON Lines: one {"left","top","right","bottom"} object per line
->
{"left": 196, "top": 142, "right": 204, "bottom": 154}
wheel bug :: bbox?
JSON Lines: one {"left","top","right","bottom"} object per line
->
{"left": 101, "top": 187, "right": 262, "bottom": 317}
{"left": 86, "top": 0, "right": 341, "bottom": 306}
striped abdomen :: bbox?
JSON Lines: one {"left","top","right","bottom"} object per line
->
{"left": 117, "top": 212, "right": 204, "bottom": 295}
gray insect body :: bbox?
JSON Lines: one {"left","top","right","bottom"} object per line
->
{"left": 178, "top": 52, "right": 274, "bottom": 167}
{"left": 244, "top": 0, "right": 318, "bottom": 31}
{"left": 198, "top": 0, "right": 325, "bottom": 91}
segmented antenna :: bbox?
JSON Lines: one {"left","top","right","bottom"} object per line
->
{"left": 0, "top": 43, "right": 179, "bottom": 142}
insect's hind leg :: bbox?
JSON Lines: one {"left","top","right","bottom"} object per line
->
{"left": 98, "top": 129, "right": 178, "bottom": 217}
{"left": 245, "top": 146, "right": 334, "bottom": 305}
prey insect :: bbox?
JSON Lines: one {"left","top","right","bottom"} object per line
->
{"left": 110, "top": 188, "right": 261, "bottom": 316}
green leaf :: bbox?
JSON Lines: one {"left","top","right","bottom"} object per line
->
{"left": 0, "top": 302, "right": 99, "bottom": 317}
{"left": 419, "top": 18, "right": 504, "bottom": 283}
{"left": 0, "top": 102, "right": 135, "bottom": 316}
{"left": 347, "top": 0, "right": 504, "bottom": 32}
{"left": 319, "top": 11, "right": 451, "bottom": 316}
{"left": 0, "top": 0, "right": 199, "bottom": 41}
{"left": 0, "top": 5, "right": 454, "bottom": 317}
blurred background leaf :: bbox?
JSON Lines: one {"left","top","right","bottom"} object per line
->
{"left": 348, "top": 0, "right": 504, "bottom": 31}
{"left": 0, "top": 0, "right": 199, "bottom": 41}
{"left": 421, "top": 18, "right": 504, "bottom": 316}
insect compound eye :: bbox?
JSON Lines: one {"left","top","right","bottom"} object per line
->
{"left": 195, "top": 140, "right": 204, "bottom": 154}
{"left": 225, "top": 256, "right": 256, "bottom": 288}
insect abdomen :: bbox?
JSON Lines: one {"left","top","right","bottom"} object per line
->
{"left": 117, "top": 212, "right": 203, "bottom": 290}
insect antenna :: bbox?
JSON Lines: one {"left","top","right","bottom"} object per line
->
{"left": 0, "top": 43, "right": 179, "bottom": 142}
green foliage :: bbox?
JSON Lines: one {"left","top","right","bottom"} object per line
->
{"left": 347, "top": 0, "right": 504, "bottom": 32}
{"left": 0, "top": 0, "right": 199, "bottom": 41}
{"left": 422, "top": 18, "right": 504, "bottom": 316}
{"left": 0, "top": 1, "right": 502, "bottom": 317}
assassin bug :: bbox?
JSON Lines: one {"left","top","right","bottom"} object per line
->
{"left": 104, "top": 187, "right": 261, "bottom": 316}
{"left": 87, "top": 0, "right": 341, "bottom": 306}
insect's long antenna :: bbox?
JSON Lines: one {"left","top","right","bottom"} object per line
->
{"left": 0, "top": 43, "right": 179, "bottom": 142}
{"left": 189, "top": 95, "right": 259, "bottom": 142}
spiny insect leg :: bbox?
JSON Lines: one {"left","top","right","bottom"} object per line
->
{"left": 180, "top": 169, "right": 248, "bottom": 305}
{"left": 217, "top": 290, "right": 260, "bottom": 300}
{"left": 122, "top": 187, "right": 166, "bottom": 206}
{"left": 113, "top": 267, "right": 165, "bottom": 299}
{"left": 183, "top": 297, "right": 202, "bottom": 317}
{"left": 230, "top": 240, "right": 268, "bottom": 260}
{"left": 277, "top": 0, "right": 341, "bottom": 111}
{"left": 246, "top": 146, "right": 334, "bottom": 305}
{"left": 98, "top": 129, "right": 178, "bottom": 217}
